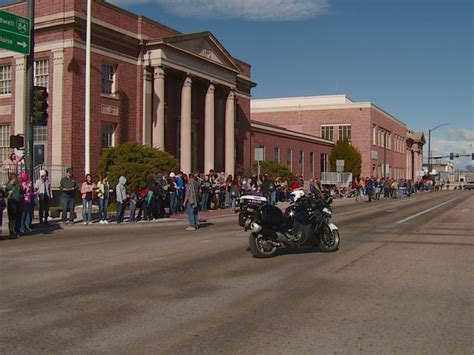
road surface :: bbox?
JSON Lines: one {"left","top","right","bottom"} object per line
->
{"left": 1, "top": 191, "right": 473, "bottom": 354}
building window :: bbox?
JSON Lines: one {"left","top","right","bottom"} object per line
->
{"left": 102, "top": 64, "right": 116, "bottom": 95}
{"left": 299, "top": 150, "right": 304, "bottom": 176}
{"left": 321, "top": 126, "right": 334, "bottom": 141}
{"left": 101, "top": 122, "right": 116, "bottom": 149}
{"left": 372, "top": 125, "right": 377, "bottom": 146}
{"left": 0, "top": 124, "right": 12, "bottom": 162}
{"left": 320, "top": 154, "right": 328, "bottom": 173}
{"left": 0, "top": 66, "right": 12, "bottom": 95}
{"left": 309, "top": 152, "right": 314, "bottom": 179}
{"left": 273, "top": 146, "right": 280, "bottom": 163}
{"left": 287, "top": 148, "right": 292, "bottom": 171}
{"left": 34, "top": 60, "right": 49, "bottom": 88}
{"left": 338, "top": 125, "right": 351, "bottom": 142}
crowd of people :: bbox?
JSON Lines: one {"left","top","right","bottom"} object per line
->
{"left": 0, "top": 163, "right": 450, "bottom": 240}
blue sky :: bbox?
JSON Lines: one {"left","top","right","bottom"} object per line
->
{"left": 110, "top": 0, "right": 472, "bottom": 167}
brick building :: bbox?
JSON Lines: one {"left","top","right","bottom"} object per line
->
{"left": 0, "top": 0, "right": 258, "bottom": 179}
{"left": 252, "top": 95, "right": 424, "bottom": 179}
{"left": 246, "top": 121, "right": 334, "bottom": 180}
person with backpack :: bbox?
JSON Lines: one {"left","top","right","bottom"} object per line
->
{"left": 6, "top": 175, "right": 20, "bottom": 239}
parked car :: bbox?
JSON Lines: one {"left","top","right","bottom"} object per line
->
{"left": 463, "top": 182, "right": 474, "bottom": 190}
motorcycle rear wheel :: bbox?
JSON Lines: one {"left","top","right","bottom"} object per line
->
{"left": 319, "top": 225, "right": 340, "bottom": 252}
{"left": 249, "top": 233, "right": 279, "bottom": 258}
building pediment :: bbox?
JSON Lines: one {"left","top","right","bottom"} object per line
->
{"left": 159, "top": 32, "right": 240, "bottom": 73}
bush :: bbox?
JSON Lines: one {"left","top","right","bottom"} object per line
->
{"left": 251, "top": 160, "right": 294, "bottom": 182}
{"left": 99, "top": 142, "right": 179, "bottom": 191}
{"left": 329, "top": 138, "right": 362, "bottom": 177}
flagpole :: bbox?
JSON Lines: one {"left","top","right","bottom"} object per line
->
{"left": 84, "top": 0, "right": 92, "bottom": 174}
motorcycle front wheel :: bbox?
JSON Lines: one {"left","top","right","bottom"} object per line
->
{"left": 319, "top": 225, "right": 340, "bottom": 252}
{"left": 249, "top": 233, "right": 279, "bottom": 258}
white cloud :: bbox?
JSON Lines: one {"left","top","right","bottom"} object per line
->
{"left": 430, "top": 128, "right": 474, "bottom": 169}
{"left": 446, "top": 128, "right": 474, "bottom": 142}
{"left": 110, "top": 0, "right": 330, "bottom": 21}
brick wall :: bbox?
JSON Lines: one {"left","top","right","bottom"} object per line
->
{"left": 253, "top": 106, "right": 407, "bottom": 178}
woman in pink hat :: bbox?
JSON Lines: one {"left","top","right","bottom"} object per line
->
{"left": 20, "top": 172, "right": 35, "bottom": 233}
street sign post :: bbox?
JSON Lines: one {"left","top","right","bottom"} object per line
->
{"left": 254, "top": 147, "right": 264, "bottom": 181}
{"left": 336, "top": 159, "right": 344, "bottom": 173}
{"left": 0, "top": 10, "right": 30, "bottom": 55}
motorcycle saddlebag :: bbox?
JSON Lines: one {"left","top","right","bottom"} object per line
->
{"left": 256, "top": 204, "right": 284, "bottom": 228}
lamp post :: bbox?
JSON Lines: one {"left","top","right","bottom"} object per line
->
{"left": 427, "top": 123, "right": 449, "bottom": 177}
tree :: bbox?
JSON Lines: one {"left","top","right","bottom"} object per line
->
{"left": 99, "top": 142, "right": 179, "bottom": 192}
{"left": 329, "top": 138, "right": 362, "bottom": 177}
{"left": 250, "top": 160, "right": 294, "bottom": 183}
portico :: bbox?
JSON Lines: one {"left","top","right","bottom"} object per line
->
{"left": 143, "top": 32, "right": 241, "bottom": 175}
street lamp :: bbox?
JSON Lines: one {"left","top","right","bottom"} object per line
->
{"left": 427, "top": 123, "right": 449, "bottom": 177}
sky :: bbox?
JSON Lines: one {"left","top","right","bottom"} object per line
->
{"left": 112, "top": 0, "right": 473, "bottom": 169}
{"left": 1, "top": 0, "right": 472, "bottom": 168}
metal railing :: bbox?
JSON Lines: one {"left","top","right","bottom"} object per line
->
{"left": 1, "top": 163, "right": 67, "bottom": 188}
{"left": 33, "top": 165, "right": 68, "bottom": 189}
{"left": 321, "top": 172, "right": 353, "bottom": 187}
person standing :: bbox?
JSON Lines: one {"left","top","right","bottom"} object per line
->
{"left": 81, "top": 174, "right": 95, "bottom": 225}
{"left": 115, "top": 176, "right": 127, "bottom": 223}
{"left": 6, "top": 176, "right": 20, "bottom": 239}
{"left": 0, "top": 188, "right": 6, "bottom": 240}
{"left": 97, "top": 175, "right": 111, "bottom": 224}
{"left": 184, "top": 173, "right": 199, "bottom": 231}
{"left": 60, "top": 168, "right": 78, "bottom": 225}
{"left": 35, "top": 170, "right": 52, "bottom": 224}
{"left": 20, "top": 174, "right": 34, "bottom": 233}
{"left": 129, "top": 192, "right": 137, "bottom": 223}
{"left": 229, "top": 177, "right": 240, "bottom": 214}
{"left": 200, "top": 175, "right": 212, "bottom": 212}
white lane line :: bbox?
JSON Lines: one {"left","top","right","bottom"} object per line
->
{"left": 395, "top": 197, "right": 459, "bottom": 224}
{"left": 336, "top": 200, "right": 406, "bottom": 216}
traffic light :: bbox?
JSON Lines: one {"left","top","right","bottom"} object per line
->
{"left": 472, "top": 153, "right": 474, "bottom": 160}
{"left": 449, "top": 152, "right": 454, "bottom": 160}
{"left": 9, "top": 134, "right": 24, "bottom": 149}
{"left": 32, "top": 86, "right": 48, "bottom": 126}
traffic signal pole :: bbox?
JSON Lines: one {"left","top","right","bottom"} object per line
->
{"left": 25, "top": 0, "right": 35, "bottom": 178}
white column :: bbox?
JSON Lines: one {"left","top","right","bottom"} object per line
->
{"left": 142, "top": 68, "right": 153, "bottom": 145}
{"left": 153, "top": 66, "right": 165, "bottom": 150}
{"left": 225, "top": 90, "right": 235, "bottom": 177}
{"left": 180, "top": 76, "right": 192, "bottom": 173}
{"left": 51, "top": 49, "right": 64, "bottom": 166}
{"left": 14, "top": 56, "right": 26, "bottom": 136}
{"left": 204, "top": 83, "right": 215, "bottom": 174}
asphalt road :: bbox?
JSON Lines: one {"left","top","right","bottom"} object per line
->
{"left": 1, "top": 191, "right": 473, "bottom": 354}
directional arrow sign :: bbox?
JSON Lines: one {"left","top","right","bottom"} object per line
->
{"left": 0, "top": 10, "right": 30, "bottom": 55}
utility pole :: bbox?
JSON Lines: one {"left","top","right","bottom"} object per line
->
{"left": 25, "top": 0, "right": 35, "bottom": 178}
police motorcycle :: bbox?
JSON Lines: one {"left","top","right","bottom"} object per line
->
{"left": 245, "top": 189, "right": 340, "bottom": 258}
{"left": 238, "top": 194, "right": 268, "bottom": 230}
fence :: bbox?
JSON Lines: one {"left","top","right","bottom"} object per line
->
{"left": 321, "top": 172, "right": 353, "bottom": 187}
{"left": 1, "top": 163, "right": 67, "bottom": 189}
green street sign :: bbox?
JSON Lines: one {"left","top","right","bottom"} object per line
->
{"left": 0, "top": 10, "right": 30, "bottom": 55}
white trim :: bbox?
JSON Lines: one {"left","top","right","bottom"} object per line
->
{"left": 251, "top": 96, "right": 407, "bottom": 127}
{"left": 51, "top": 48, "right": 64, "bottom": 166}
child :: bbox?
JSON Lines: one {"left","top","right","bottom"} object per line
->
{"left": 128, "top": 192, "right": 137, "bottom": 223}
{"left": 0, "top": 189, "right": 6, "bottom": 240}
